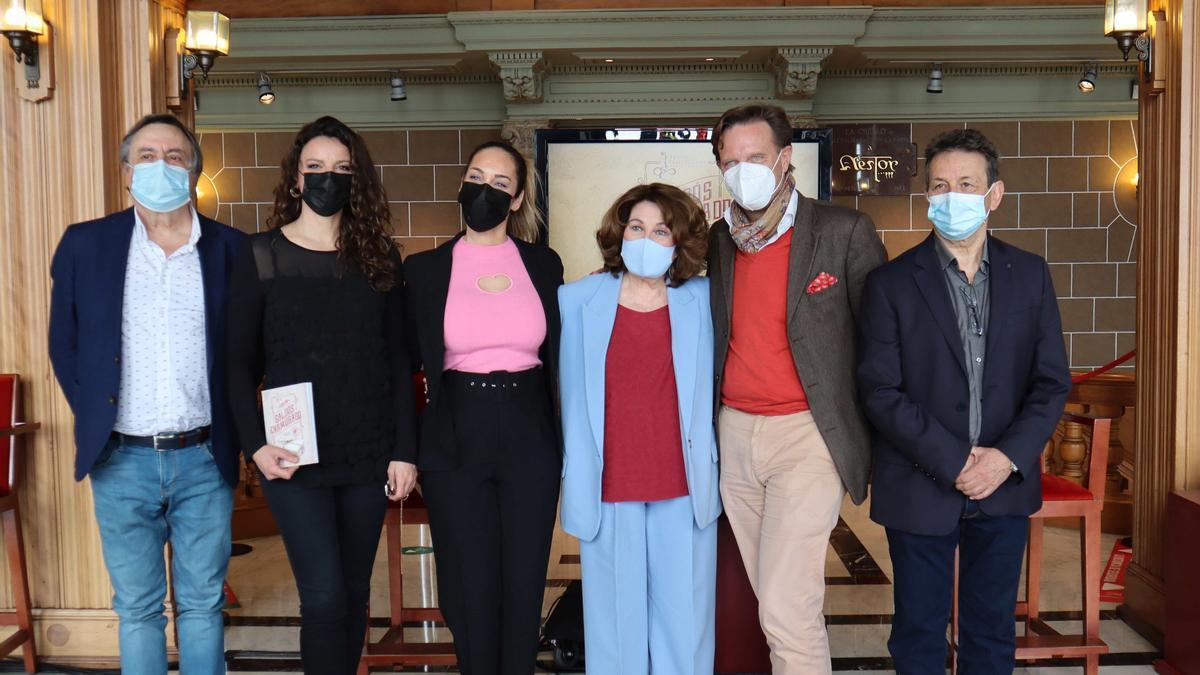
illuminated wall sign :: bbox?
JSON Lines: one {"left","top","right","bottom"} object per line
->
{"left": 831, "top": 124, "right": 916, "bottom": 197}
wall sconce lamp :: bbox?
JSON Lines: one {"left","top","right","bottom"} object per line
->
{"left": 1104, "top": 0, "right": 1148, "bottom": 60}
{"left": 1104, "top": 0, "right": 1169, "bottom": 94}
{"left": 182, "top": 10, "right": 229, "bottom": 82}
{"left": 2, "top": 0, "right": 53, "bottom": 98}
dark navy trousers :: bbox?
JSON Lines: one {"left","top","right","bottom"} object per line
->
{"left": 886, "top": 500, "right": 1029, "bottom": 675}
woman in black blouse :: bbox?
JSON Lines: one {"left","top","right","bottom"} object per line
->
{"left": 404, "top": 140, "right": 563, "bottom": 675}
{"left": 226, "top": 116, "right": 416, "bottom": 675}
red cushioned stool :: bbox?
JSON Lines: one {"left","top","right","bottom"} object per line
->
{"left": 0, "top": 374, "right": 39, "bottom": 673}
{"left": 951, "top": 413, "right": 1112, "bottom": 675}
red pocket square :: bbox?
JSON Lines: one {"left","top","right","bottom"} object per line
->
{"left": 806, "top": 272, "right": 839, "bottom": 295}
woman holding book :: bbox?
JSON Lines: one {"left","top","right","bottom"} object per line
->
{"left": 404, "top": 139, "right": 563, "bottom": 674}
{"left": 225, "top": 116, "right": 417, "bottom": 675}
{"left": 558, "top": 183, "right": 721, "bottom": 673}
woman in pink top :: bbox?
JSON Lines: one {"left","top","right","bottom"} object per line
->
{"left": 403, "top": 140, "right": 564, "bottom": 675}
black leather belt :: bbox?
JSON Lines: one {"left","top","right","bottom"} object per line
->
{"left": 112, "top": 426, "right": 211, "bottom": 451}
{"left": 444, "top": 368, "right": 545, "bottom": 399}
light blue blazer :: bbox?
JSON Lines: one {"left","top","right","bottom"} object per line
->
{"left": 558, "top": 272, "right": 722, "bottom": 542}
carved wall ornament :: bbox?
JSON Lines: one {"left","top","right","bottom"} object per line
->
{"left": 489, "top": 50, "right": 547, "bottom": 103}
{"left": 771, "top": 47, "right": 833, "bottom": 99}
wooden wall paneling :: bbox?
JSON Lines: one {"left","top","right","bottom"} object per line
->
{"left": 0, "top": 0, "right": 110, "bottom": 620}
{"left": 1178, "top": 0, "right": 1199, "bottom": 493}
{"left": 0, "top": 0, "right": 188, "bottom": 660}
{"left": 1125, "top": 0, "right": 1196, "bottom": 641}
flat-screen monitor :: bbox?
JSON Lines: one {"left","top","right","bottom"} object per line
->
{"left": 537, "top": 127, "right": 832, "bottom": 281}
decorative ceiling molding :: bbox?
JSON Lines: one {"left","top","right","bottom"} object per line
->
{"left": 193, "top": 6, "right": 1138, "bottom": 129}
{"left": 213, "top": 7, "right": 1126, "bottom": 78}
{"left": 489, "top": 50, "right": 547, "bottom": 103}
{"left": 571, "top": 49, "right": 748, "bottom": 64}
{"left": 550, "top": 63, "right": 764, "bottom": 76}
{"left": 858, "top": 7, "right": 1110, "bottom": 49}
{"left": 822, "top": 63, "right": 1139, "bottom": 78}
{"left": 211, "top": 15, "right": 465, "bottom": 73}
{"left": 771, "top": 47, "right": 833, "bottom": 99}
{"left": 198, "top": 72, "right": 495, "bottom": 89}
{"left": 448, "top": 8, "right": 871, "bottom": 51}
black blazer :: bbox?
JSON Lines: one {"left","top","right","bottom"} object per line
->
{"left": 403, "top": 232, "right": 564, "bottom": 470}
{"left": 856, "top": 234, "right": 1071, "bottom": 536}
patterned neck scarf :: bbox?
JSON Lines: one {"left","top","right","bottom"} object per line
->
{"left": 726, "top": 174, "right": 796, "bottom": 254}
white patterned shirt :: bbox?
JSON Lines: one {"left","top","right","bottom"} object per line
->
{"left": 113, "top": 208, "right": 211, "bottom": 435}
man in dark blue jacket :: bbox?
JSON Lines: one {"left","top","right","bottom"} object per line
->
{"left": 857, "top": 129, "right": 1070, "bottom": 674}
{"left": 49, "top": 114, "right": 245, "bottom": 675}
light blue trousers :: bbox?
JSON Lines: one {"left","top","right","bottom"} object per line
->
{"left": 579, "top": 496, "right": 717, "bottom": 675}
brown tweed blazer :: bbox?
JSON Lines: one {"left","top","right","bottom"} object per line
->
{"left": 709, "top": 195, "right": 887, "bottom": 504}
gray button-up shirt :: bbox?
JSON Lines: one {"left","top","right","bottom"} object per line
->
{"left": 935, "top": 239, "right": 990, "bottom": 446}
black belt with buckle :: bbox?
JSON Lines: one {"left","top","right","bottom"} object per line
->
{"left": 444, "top": 368, "right": 545, "bottom": 399}
{"left": 112, "top": 426, "right": 211, "bottom": 451}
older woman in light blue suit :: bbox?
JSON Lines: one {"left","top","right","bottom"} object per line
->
{"left": 559, "top": 183, "right": 721, "bottom": 674}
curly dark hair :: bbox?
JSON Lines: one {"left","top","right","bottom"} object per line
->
{"left": 596, "top": 183, "right": 708, "bottom": 287}
{"left": 925, "top": 128, "right": 1001, "bottom": 188}
{"left": 266, "top": 116, "right": 396, "bottom": 290}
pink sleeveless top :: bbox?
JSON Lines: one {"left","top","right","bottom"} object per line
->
{"left": 443, "top": 237, "right": 546, "bottom": 373}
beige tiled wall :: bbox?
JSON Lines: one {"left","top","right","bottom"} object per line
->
{"left": 198, "top": 119, "right": 1137, "bottom": 372}
{"left": 836, "top": 120, "right": 1138, "bottom": 372}
{"left": 196, "top": 128, "right": 503, "bottom": 259}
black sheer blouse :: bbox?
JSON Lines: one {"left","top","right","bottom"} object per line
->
{"left": 226, "top": 229, "right": 415, "bottom": 486}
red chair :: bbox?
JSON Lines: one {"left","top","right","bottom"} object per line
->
{"left": 952, "top": 412, "right": 1112, "bottom": 675}
{"left": 358, "top": 372, "right": 456, "bottom": 673}
{"left": 0, "top": 374, "right": 39, "bottom": 673}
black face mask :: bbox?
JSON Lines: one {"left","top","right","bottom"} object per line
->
{"left": 301, "top": 172, "right": 353, "bottom": 217}
{"left": 458, "top": 182, "right": 514, "bottom": 233}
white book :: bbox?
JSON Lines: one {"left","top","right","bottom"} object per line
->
{"left": 260, "top": 382, "right": 319, "bottom": 468}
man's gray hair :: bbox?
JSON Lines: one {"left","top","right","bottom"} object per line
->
{"left": 119, "top": 113, "right": 204, "bottom": 178}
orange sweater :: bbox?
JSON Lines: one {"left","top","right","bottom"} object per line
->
{"left": 721, "top": 229, "right": 810, "bottom": 415}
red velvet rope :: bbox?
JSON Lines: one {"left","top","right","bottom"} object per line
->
{"left": 1071, "top": 350, "right": 1136, "bottom": 384}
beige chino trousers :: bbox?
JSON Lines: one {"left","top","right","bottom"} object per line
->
{"left": 719, "top": 406, "right": 845, "bottom": 675}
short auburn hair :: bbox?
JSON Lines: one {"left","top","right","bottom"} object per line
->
{"left": 596, "top": 183, "right": 708, "bottom": 287}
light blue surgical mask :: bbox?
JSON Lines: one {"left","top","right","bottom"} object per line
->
{"left": 129, "top": 160, "right": 193, "bottom": 213}
{"left": 927, "top": 184, "right": 995, "bottom": 241}
{"left": 621, "top": 237, "right": 676, "bottom": 279}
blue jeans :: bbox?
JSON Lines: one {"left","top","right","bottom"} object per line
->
{"left": 90, "top": 437, "right": 233, "bottom": 675}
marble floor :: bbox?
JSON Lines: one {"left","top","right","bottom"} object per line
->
{"left": 15, "top": 497, "right": 1159, "bottom": 674}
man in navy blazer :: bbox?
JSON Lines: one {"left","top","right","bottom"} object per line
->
{"left": 857, "top": 129, "right": 1070, "bottom": 674}
{"left": 49, "top": 114, "right": 245, "bottom": 675}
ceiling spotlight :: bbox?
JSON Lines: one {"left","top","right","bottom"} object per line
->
{"left": 1078, "top": 63, "right": 1098, "bottom": 92}
{"left": 256, "top": 72, "right": 274, "bottom": 104}
{"left": 390, "top": 73, "right": 407, "bottom": 101}
{"left": 926, "top": 62, "right": 944, "bottom": 94}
